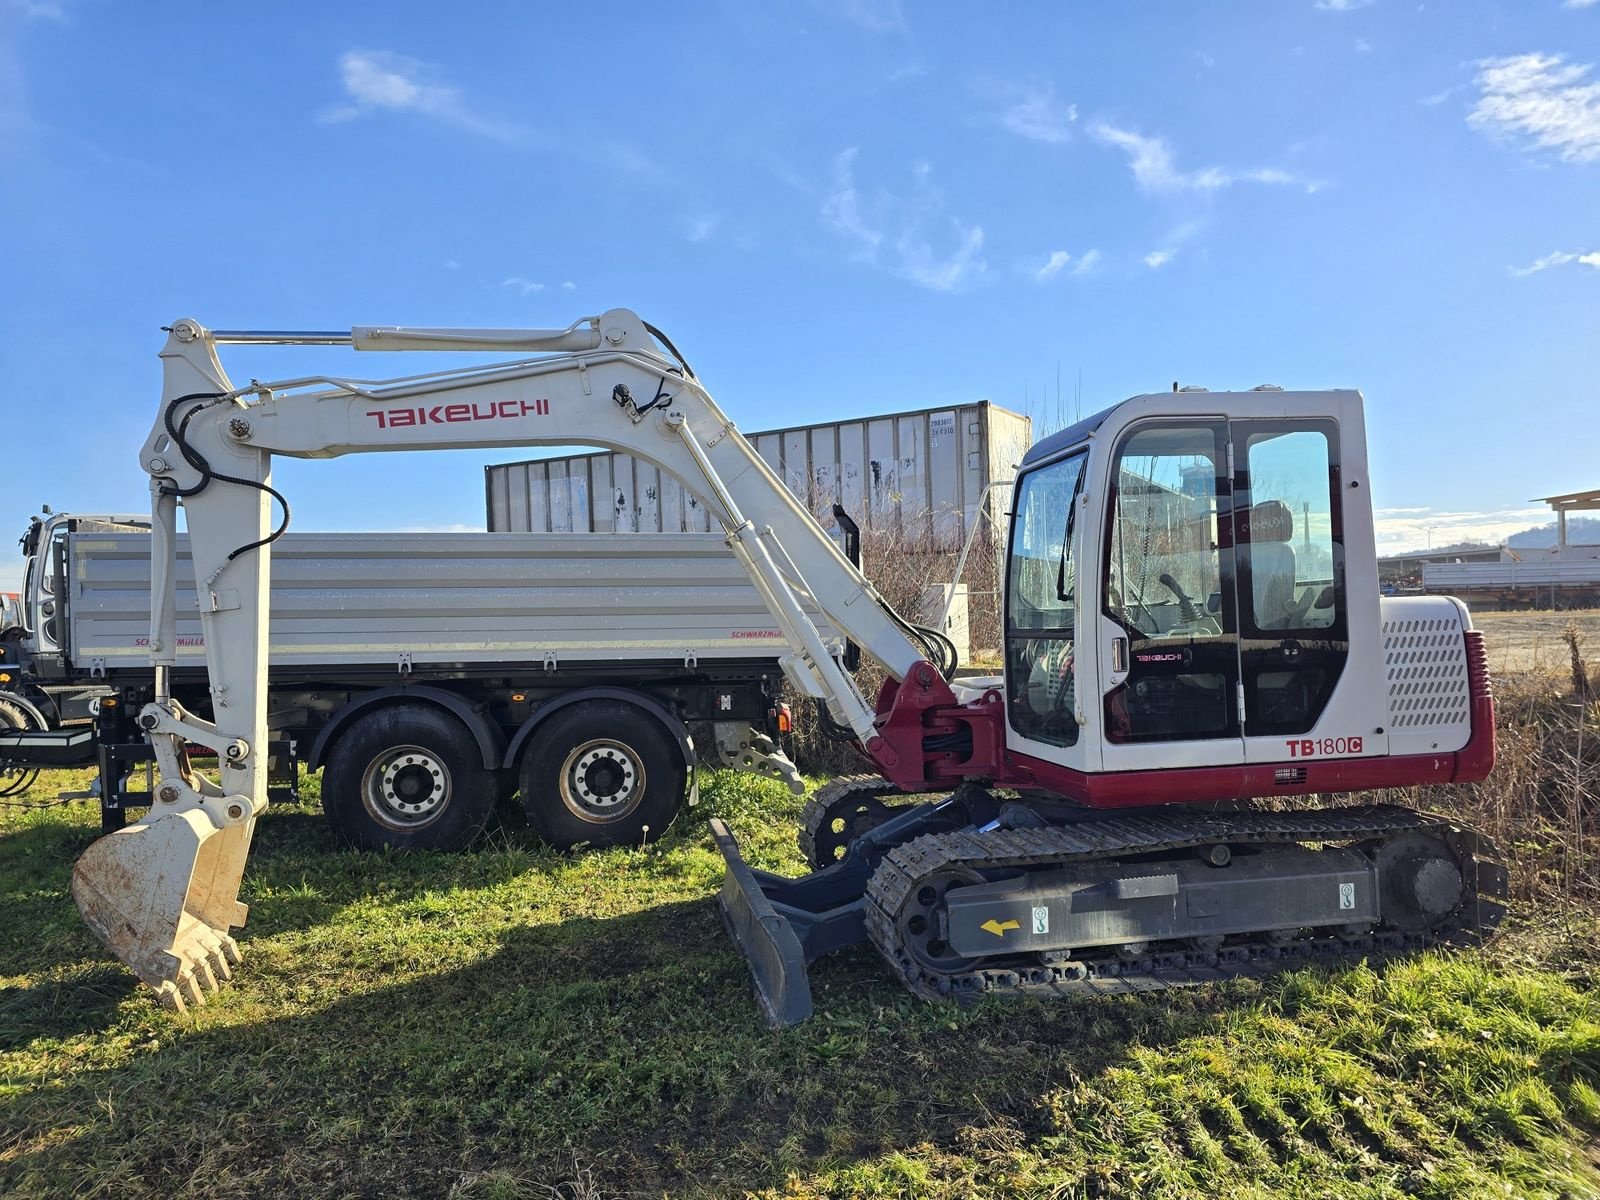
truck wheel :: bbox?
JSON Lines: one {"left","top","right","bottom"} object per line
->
{"left": 0, "top": 697, "right": 42, "bottom": 798}
{"left": 322, "top": 703, "right": 497, "bottom": 851}
{"left": 519, "top": 699, "right": 685, "bottom": 850}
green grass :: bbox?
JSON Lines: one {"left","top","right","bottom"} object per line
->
{"left": 2, "top": 770, "right": 1599, "bottom": 1199}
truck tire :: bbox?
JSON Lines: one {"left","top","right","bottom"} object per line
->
{"left": 0, "top": 696, "right": 42, "bottom": 798}
{"left": 518, "top": 699, "right": 685, "bottom": 850}
{"left": 321, "top": 703, "right": 498, "bottom": 852}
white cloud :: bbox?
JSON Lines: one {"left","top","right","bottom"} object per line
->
{"left": 325, "top": 50, "right": 456, "bottom": 118}
{"left": 1372, "top": 506, "right": 1549, "bottom": 553}
{"left": 1071, "top": 248, "right": 1103, "bottom": 276}
{"left": 1034, "top": 250, "right": 1072, "bottom": 281}
{"left": 595, "top": 141, "right": 672, "bottom": 183}
{"left": 1469, "top": 52, "right": 1600, "bottom": 163}
{"left": 443, "top": 258, "right": 459, "bottom": 270}
{"left": 686, "top": 214, "right": 720, "bottom": 243}
{"left": 813, "top": 0, "right": 905, "bottom": 33}
{"left": 1091, "top": 123, "right": 1320, "bottom": 194}
{"left": 1144, "top": 249, "right": 1174, "bottom": 269}
{"left": 502, "top": 277, "right": 545, "bottom": 295}
{"left": 319, "top": 50, "right": 517, "bottom": 140}
{"left": 1509, "top": 249, "right": 1600, "bottom": 275}
{"left": 7, "top": 0, "right": 68, "bottom": 19}
{"left": 1354, "top": 38, "right": 1374, "bottom": 53}
{"left": 1315, "top": 0, "right": 1374, "bottom": 10}
{"left": 993, "top": 83, "right": 1077, "bottom": 144}
{"left": 821, "top": 149, "right": 987, "bottom": 292}
{"left": 1420, "top": 85, "right": 1462, "bottom": 106}
{"left": 1566, "top": 0, "right": 1599, "bottom": 9}
{"left": 561, "top": 280, "right": 576, "bottom": 290}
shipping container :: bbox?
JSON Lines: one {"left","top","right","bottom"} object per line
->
{"left": 484, "top": 401, "right": 1032, "bottom": 550}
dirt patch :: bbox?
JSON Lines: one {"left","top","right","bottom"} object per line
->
{"left": 1468, "top": 607, "right": 1600, "bottom": 678}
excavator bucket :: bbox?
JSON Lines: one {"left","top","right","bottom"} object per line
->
{"left": 71, "top": 806, "right": 255, "bottom": 1011}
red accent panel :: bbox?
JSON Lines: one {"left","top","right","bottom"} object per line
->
{"left": 1454, "top": 629, "right": 1496, "bottom": 783}
{"left": 865, "top": 664, "right": 1005, "bottom": 791}
{"left": 997, "top": 750, "right": 1463, "bottom": 809}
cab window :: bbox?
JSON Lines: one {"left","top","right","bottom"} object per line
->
{"left": 1234, "top": 420, "right": 1347, "bottom": 734}
{"left": 1102, "top": 422, "right": 1239, "bottom": 742}
{"left": 1005, "top": 452, "right": 1086, "bottom": 747}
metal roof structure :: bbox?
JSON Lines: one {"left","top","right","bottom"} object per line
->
{"left": 1534, "top": 488, "right": 1600, "bottom": 509}
{"left": 1532, "top": 487, "right": 1600, "bottom": 552}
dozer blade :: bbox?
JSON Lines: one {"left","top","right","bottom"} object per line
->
{"left": 71, "top": 805, "right": 256, "bottom": 1012}
{"left": 710, "top": 818, "right": 815, "bottom": 1028}
{"left": 710, "top": 817, "right": 886, "bottom": 1028}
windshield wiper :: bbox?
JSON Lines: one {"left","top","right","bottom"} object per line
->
{"left": 1055, "top": 492, "right": 1078, "bottom": 602}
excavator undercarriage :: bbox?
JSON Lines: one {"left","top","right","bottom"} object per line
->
{"left": 715, "top": 777, "right": 1508, "bottom": 1027}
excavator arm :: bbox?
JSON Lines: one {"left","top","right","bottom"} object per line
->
{"left": 73, "top": 309, "right": 951, "bottom": 1008}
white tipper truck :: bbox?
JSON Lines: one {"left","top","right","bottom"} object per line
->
{"left": 0, "top": 509, "right": 818, "bottom": 847}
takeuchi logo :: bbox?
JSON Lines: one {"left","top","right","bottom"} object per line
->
{"left": 366, "top": 398, "right": 550, "bottom": 429}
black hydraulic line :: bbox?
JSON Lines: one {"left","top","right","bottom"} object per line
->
{"left": 160, "top": 391, "right": 291, "bottom": 562}
{"left": 831, "top": 505, "right": 862, "bottom": 673}
{"left": 642, "top": 320, "right": 696, "bottom": 380}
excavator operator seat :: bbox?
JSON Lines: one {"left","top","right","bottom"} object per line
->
{"left": 1247, "top": 500, "right": 1298, "bottom": 630}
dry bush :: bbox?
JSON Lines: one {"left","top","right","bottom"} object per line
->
{"left": 1567, "top": 621, "right": 1592, "bottom": 701}
{"left": 1376, "top": 674, "right": 1600, "bottom": 906}
{"left": 786, "top": 511, "right": 1004, "bottom": 775}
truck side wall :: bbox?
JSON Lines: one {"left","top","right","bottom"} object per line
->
{"left": 67, "top": 530, "right": 832, "bottom": 672}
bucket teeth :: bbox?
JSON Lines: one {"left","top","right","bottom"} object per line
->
{"left": 177, "top": 971, "right": 206, "bottom": 1010}
{"left": 155, "top": 981, "right": 187, "bottom": 1014}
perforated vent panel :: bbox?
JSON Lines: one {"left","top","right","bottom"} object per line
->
{"left": 1383, "top": 614, "right": 1469, "bottom": 730}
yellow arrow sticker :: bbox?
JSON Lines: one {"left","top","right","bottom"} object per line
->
{"left": 980, "top": 918, "right": 1021, "bottom": 937}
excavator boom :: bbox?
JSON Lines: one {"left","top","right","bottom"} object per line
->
{"left": 72, "top": 309, "right": 946, "bottom": 1007}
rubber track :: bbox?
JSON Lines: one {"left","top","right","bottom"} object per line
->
{"left": 797, "top": 775, "right": 952, "bottom": 868}
{"left": 863, "top": 805, "right": 1510, "bottom": 1003}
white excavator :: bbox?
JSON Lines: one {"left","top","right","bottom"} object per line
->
{"left": 72, "top": 310, "right": 1504, "bottom": 1025}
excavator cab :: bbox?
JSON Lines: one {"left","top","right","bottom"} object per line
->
{"left": 999, "top": 405, "right": 1352, "bottom": 782}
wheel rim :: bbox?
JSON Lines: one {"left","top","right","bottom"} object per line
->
{"left": 897, "top": 867, "right": 986, "bottom": 974}
{"left": 360, "top": 744, "right": 451, "bottom": 831}
{"left": 558, "top": 738, "right": 646, "bottom": 824}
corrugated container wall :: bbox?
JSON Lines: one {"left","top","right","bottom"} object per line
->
{"left": 485, "top": 402, "right": 1032, "bottom": 550}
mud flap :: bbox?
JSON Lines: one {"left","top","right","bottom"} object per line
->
{"left": 71, "top": 805, "right": 256, "bottom": 1011}
{"left": 710, "top": 817, "right": 815, "bottom": 1027}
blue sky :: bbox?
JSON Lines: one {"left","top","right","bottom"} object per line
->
{"left": 1, "top": 0, "right": 1596, "bottom": 592}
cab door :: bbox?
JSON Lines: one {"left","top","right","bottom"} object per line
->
{"left": 1231, "top": 419, "right": 1350, "bottom": 759}
{"left": 1098, "top": 420, "right": 1246, "bottom": 773}
{"left": 1001, "top": 448, "right": 1093, "bottom": 773}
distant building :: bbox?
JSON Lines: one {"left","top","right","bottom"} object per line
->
{"left": 1377, "top": 544, "right": 1509, "bottom": 584}
{"left": 1417, "top": 488, "right": 1600, "bottom": 609}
